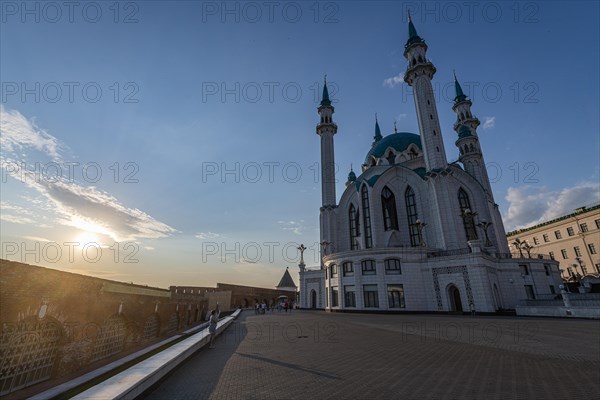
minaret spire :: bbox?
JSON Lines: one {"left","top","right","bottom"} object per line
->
{"left": 453, "top": 70, "right": 467, "bottom": 103}
{"left": 372, "top": 113, "right": 383, "bottom": 145}
{"left": 321, "top": 75, "right": 331, "bottom": 106}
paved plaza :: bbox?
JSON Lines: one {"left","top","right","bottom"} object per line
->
{"left": 146, "top": 310, "right": 600, "bottom": 399}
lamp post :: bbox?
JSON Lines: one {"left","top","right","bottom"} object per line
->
{"left": 297, "top": 244, "right": 306, "bottom": 272}
{"left": 320, "top": 240, "right": 331, "bottom": 270}
{"left": 575, "top": 256, "right": 587, "bottom": 275}
{"left": 522, "top": 241, "right": 534, "bottom": 258}
{"left": 512, "top": 238, "right": 524, "bottom": 258}
{"left": 412, "top": 219, "right": 427, "bottom": 247}
{"left": 476, "top": 221, "right": 493, "bottom": 247}
{"left": 461, "top": 208, "right": 478, "bottom": 240}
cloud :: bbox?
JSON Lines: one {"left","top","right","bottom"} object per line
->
{"left": 482, "top": 116, "right": 495, "bottom": 130}
{"left": 0, "top": 107, "right": 176, "bottom": 242}
{"left": 24, "top": 176, "right": 176, "bottom": 241}
{"left": 0, "top": 105, "right": 62, "bottom": 160}
{"left": 503, "top": 182, "right": 600, "bottom": 231}
{"left": 278, "top": 220, "right": 304, "bottom": 235}
{"left": 22, "top": 236, "right": 52, "bottom": 242}
{"left": 383, "top": 72, "right": 404, "bottom": 88}
{"left": 196, "top": 232, "right": 223, "bottom": 240}
{"left": 1, "top": 214, "right": 36, "bottom": 225}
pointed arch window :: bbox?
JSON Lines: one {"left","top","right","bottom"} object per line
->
{"left": 405, "top": 186, "right": 421, "bottom": 247}
{"left": 458, "top": 188, "right": 478, "bottom": 241}
{"left": 349, "top": 204, "right": 360, "bottom": 250}
{"left": 381, "top": 186, "right": 399, "bottom": 231}
{"left": 361, "top": 185, "right": 373, "bottom": 248}
{"left": 387, "top": 151, "right": 395, "bottom": 165}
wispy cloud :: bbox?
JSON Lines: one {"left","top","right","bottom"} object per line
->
{"left": 22, "top": 236, "right": 52, "bottom": 242}
{"left": 482, "top": 116, "right": 495, "bottom": 130}
{"left": 503, "top": 181, "right": 600, "bottom": 231}
{"left": 383, "top": 72, "right": 404, "bottom": 88}
{"left": 278, "top": 220, "right": 304, "bottom": 235}
{"left": 1, "top": 214, "right": 36, "bottom": 225}
{"left": 196, "top": 232, "right": 223, "bottom": 240}
{"left": 0, "top": 107, "right": 176, "bottom": 241}
{"left": 0, "top": 105, "right": 62, "bottom": 161}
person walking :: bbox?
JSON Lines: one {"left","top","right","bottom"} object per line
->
{"left": 208, "top": 305, "right": 220, "bottom": 348}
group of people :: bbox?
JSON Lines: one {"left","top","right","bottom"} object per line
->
{"left": 254, "top": 300, "right": 294, "bottom": 314}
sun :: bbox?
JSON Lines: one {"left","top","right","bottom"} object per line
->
{"left": 74, "top": 231, "right": 100, "bottom": 246}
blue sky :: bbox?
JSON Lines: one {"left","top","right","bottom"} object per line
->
{"left": 1, "top": 1, "right": 599, "bottom": 288}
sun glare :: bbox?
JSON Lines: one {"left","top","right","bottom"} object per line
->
{"left": 74, "top": 231, "right": 100, "bottom": 246}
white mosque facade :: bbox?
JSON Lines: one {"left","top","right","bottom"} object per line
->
{"left": 298, "top": 18, "right": 562, "bottom": 313}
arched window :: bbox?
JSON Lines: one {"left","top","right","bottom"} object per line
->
{"left": 349, "top": 204, "right": 360, "bottom": 250}
{"left": 405, "top": 186, "right": 421, "bottom": 246}
{"left": 387, "top": 151, "right": 395, "bottom": 165}
{"left": 458, "top": 188, "right": 478, "bottom": 241}
{"left": 381, "top": 186, "right": 399, "bottom": 231}
{"left": 361, "top": 185, "right": 373, "bottom": 248}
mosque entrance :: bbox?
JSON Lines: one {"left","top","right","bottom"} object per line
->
{"left": 310, "top": 290, "right": 317, "bottom": 309}
{"left": 448, "top": 285, "right": 463, "bottom": 312}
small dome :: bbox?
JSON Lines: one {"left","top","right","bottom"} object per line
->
{"left": 347, "top": 169, "right": 357, "bottom": 182}
{"left": 364, "top": 132, "right": 422, "bottom": 165}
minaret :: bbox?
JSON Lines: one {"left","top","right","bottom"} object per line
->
{"left": 316, "top": 77, "right": 337, "bottom": 207}
{"left": 403, "top": 14, "right": 448, "bottom": 171}
{"left": 452, "top": 72, "right": 493, "bottom": 196}
{"left": 372, "top": 114, "right": 383, "bottom": 146}
{"left": 317, "top": 77, "right": 338, "bottom": 267}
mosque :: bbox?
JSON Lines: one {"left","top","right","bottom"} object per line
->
{"left": 298, "top": 17, "right": 561, "bottom": 313}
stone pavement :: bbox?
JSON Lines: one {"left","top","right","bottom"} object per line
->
{"left": 146, "top": 311, "right": 600, "bottom": 399}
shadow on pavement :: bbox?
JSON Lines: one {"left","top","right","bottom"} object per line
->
{"left": 143, "top": 312, "right": 249, "bottom": 399}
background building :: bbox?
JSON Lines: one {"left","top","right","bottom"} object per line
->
{"left": 506, "top": 204, "right": 600, "bottom": 280}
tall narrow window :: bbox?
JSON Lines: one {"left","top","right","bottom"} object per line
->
{"left": 349, "top": 204, "right": 359, "bottom": 250}
{"left": 361, "top": 185, "right": 373, "bottom": 248}
{"left": 458, "top": 188, "right": 478, "bottom": 241}
{"left": 405, "top": 186, "right": 420, "bottom": 246}
{"left": 381, "top": 186, "right": 399, "bottom": 231}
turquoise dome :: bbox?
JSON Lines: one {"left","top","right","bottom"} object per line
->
{"left": 364, "top": 132, "right": 422, "bottom": 165}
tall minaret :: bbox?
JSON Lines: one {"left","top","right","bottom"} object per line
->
{"left": 317, "top": 77, "right": 337, "bottom": 207}
{"left": 452, "top": 73, "right": 493, "bottom": 196}
{"left": 317, "top": 77, "right": 338, "bottom": 266}
{"left": 403, "top": 14, "right": 448, "bottom": 171}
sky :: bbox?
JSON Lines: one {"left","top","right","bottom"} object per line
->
{"left": 1, "top": 1, "right": 599, "bottom": 289}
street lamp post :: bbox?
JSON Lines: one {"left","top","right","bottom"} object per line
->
{"left": 412, "top": 219, "right": 427, "bottom": 247}
{"left": 575, "top": 256, "right": 587, "bottom": 275}
{"left": 476, "top": 221, "right": 493, "bottom": 247}
{"left": 320, "top": 240, "right": 331, "bottom": 269}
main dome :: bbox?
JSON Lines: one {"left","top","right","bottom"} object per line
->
{"left": 364, "top": 132, "right": 422, "bottom": 165}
